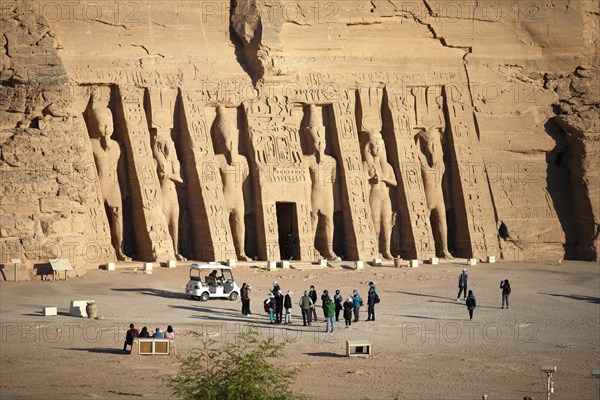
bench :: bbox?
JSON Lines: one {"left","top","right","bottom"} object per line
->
{"left": 346, "top": 340, "right": 372, "bottom": 357}
{"left": 131, "top": 338, "right": 176, "bottom": 356}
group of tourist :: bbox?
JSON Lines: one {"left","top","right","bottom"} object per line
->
{"left": 239, "top": 269, "right": 511, "bottom": 325}
{"left": 122, "top": 323, "right": 175, "bottom": 352}
{"left": 456, "top": 268, "right": 512, "bottom": 320}
{"left": 249, "top": 281, "right": 380, "bottom": 332}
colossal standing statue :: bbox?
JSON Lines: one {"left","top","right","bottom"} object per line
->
{"left": 304, "top": 105, "right": 340, "bottom": 261}
{"left": 363, "top": 131, "right": 397, "bottom": 259}
{"left": 89, "top": 107, "right": 131, "bottom": 261}
{"left": 215, "top": 105, "right": 251, "bottom": 261}
{"left": 415, "top": 126, "right": 453, "bottom": 258}
{"left": 151, "top": 110, "right": 186, "bottom": 261}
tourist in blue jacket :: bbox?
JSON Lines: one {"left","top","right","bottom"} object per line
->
{"left": 352, "top": 289, "right": 362, "bottom": 322}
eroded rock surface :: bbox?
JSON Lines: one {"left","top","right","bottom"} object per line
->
{"left": 1, "top": 0, "right": 598, "bottom": 276}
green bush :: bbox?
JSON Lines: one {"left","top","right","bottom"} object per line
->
{"left": 167, "top": 328, "right": 307, "bottom": 400}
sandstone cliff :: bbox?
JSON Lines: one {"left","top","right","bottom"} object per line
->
{"left": 1, "top": 0, "right": 598, "bottom": 277}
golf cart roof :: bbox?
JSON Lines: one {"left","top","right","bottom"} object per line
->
{"left": 190, "top": 263, "right": 232, "bottom": 271}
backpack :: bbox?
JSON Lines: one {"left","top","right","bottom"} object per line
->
{"left": 263, "top": 299, "right": 270, "bottom": 313}
{"left": 374, "top": 294, "right": 380, "bottom": 304}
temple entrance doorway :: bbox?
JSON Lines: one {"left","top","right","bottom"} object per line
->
{"left": 276, "top": 202, "right": 299, "bottom": 260}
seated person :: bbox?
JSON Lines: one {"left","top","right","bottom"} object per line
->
{"left": 207, "top": 270, "right": 218, "bottom": 285}
{"left": 139, "top": 326, "right": 150, "bottom": 338}
{"left": 122, "top": 323, "right": 139, "bottom": 352}
{"left": 164, "top": 325, "right": 175, "bottom": 339}
{"left": 152, "top": 327, "right": 164, "bottom": 338}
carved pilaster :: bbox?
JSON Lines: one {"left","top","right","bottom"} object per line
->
{"left": 385, "top": 87, "right": 436, "bottom": 259}
{"left": 330, "top": 89, "right": 377, "bottom": 259}
{"left": 180, "top": 89, "right": 236, "bottom": 261}
{"left": 117, "top": 85, "right": 175, "bottom": 261}
{"left": 445, "top": 88, "right": 499, "bottom": 259}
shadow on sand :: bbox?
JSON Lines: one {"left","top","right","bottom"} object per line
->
{"left": 110, "top": 287, "right": 183, "bottom": 299}
{"left": 540, "top": 292, "right": 600, "bottom": 304}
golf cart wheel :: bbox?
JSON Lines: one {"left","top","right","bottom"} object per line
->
{"left": 229, "top": 291, "right": 238, "bottom": 301}
{"left": 199, "top": 292, "right": 210, "bottom": 302}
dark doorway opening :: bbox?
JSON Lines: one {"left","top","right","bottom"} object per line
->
{"left": 276, "top": 202, "right": 299, "bottom": 260}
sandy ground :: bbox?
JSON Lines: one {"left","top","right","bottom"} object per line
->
{"left": 1, "top": 260, "right": 599, "bottom": 400}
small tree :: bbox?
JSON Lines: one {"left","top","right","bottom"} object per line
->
{"left": 168, "top": 328, "right": 307, "bottom": 400}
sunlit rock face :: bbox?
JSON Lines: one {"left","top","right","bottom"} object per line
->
{"left": 1, "top": 0, "right": 598, "bottom": 278}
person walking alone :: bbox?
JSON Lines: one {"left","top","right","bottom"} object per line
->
{"left": 466, "top": 290, "right": 476, "bottom": 320}
{"left": 500, "top": 279, "right": 511, "bottom": 309}
{"left": 456, "top": 269, "right": 468, "bottom": 301}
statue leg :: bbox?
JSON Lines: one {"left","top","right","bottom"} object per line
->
{"left": 381, "top": 199, "right": 393, "bottom": 260}
{"left": 323, "top": 214, "right": 340, "bottom": 261}
{"left": 109, "top": 205, "right": 130, "bottom": 261}
{"left": 433, "top": 205, "right": 452, "bottom": 258}
{"left": 231, "top": 207, "right": 250, "bottom": 261}
{"left": 166, "top": 203, "right": 186, "bottom": 261}
{"left": 370, "top": 195, "right": 382, "bottom": 257}
{"left": 310, "top": 211, "right": 320, "bottom": 259}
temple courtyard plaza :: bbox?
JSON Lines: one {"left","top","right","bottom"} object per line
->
{"left": 0, "top": 260, "right": 598, "bottom": 400}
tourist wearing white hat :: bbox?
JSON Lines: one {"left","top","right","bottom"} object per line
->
{"left": 456, "top": 269, "right": 469, "bottom": 301}
{"left": 284, "top": 290, "right": 293, "bottom": 324}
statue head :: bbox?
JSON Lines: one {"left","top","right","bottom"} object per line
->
{"left": 91, "top": 107, "right": 113, "bottom": 137}
{"left": 216, "top": 105, "right": 239, "bottom": 153}
{"left": 305, "top": 126, "right": 325, "bottom": 153}
{"left": 415, "top": 126, "right": 443, "bottom": 156}
{"left": 366, "top": 131, "right": 384, "bottom": 157}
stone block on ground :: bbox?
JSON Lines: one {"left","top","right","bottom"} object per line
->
{"left": 102, "top": 262, "right": 116, "bottom": 271}
{"left": 346, "top": 340, "right": 372, "bottom": 356}
{"left": 43, "top": 307, "right": 57, "bottom": 316}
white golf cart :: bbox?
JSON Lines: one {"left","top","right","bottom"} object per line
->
{"left": 185, "top": 264, "right": 240, "bottom": 301}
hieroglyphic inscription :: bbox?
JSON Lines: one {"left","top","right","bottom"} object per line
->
{"left": 117, "top": 85, "right": 175, "bottom": 261}
{"left": 386, "top": 87, "right": 436, "bottom": 259}
{"left": 180, "top": 89, "right": 236, "bottom": 260}
{"left": 445, "top": 90, "right": 499, "bottom": 259}
{"left": 243, "top": 96, "right": 313, "bottom": 261}
{"left": 331, "top": 89, "right": 377, "bottom": 259}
